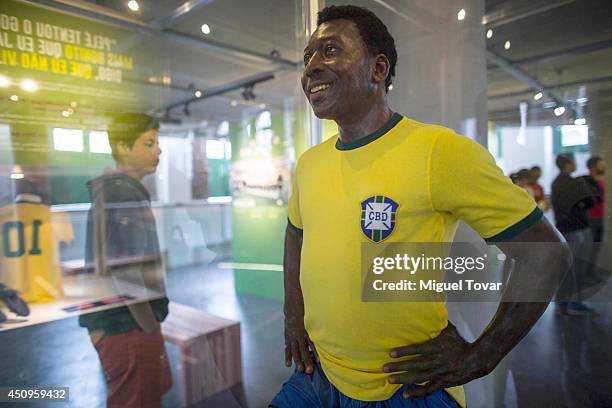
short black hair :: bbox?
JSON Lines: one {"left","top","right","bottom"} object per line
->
{"left": 531, "top": 165, "right": 541, "bottom": 172}
{"left": 556, "top": 154, "right": 575, "bottom": 170}
{"left": 108, "top": 113, "right": 160, "bottom": 162}
{"left": 317, "top": 5, "right": 397, "bottom": 91}
{"left": 517, "top": 169, "right": 531, "bottom": 180}
{"left": 587, "top": 156, "right": 602, "bottom": 170}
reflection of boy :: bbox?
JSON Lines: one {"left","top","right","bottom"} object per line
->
{"left": 79, "top": 113, "right": 171, "bottom": 407}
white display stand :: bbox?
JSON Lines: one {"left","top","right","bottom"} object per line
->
{"left": 0, "top": 274, "right": 165, "bottom": 332}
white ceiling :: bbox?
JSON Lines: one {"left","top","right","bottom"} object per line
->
{"left": 27, "top": 0, "right": 612, "bottom": 127}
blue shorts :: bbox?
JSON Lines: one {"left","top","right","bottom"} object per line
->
{"left": 270, "top": 361, "right": 460, "bottom": 408}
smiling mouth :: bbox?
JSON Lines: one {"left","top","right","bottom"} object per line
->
{"left": 309, "top": 83, "right": 332, "bottom": 94}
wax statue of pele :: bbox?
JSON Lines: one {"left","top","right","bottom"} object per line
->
{"left": 270, "top": 5, "right": 571, "bottom": 408}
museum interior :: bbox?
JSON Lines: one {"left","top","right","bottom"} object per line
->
{"left": 0, "top": 0, "right": 611, "bottom": 407}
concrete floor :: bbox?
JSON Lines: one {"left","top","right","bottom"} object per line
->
{"left": 0, "top": 261, "right": 610, "bottom": 408}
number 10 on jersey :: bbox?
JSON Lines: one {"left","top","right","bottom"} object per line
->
{"left": 1, "top": 221, "right": 43, "bottom": 258}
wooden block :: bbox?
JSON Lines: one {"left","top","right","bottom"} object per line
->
{"left": 162, "top": 303, "right": 242, "bottom": 407}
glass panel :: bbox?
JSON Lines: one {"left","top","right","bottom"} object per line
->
{"left": 1, "top": 1, "right": 610, "bottom": 407}
{"left": 0, "top": 1, "right": 308, "bottom": 407}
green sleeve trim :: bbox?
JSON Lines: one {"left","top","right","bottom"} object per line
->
{"left": 485, "top": 207, "right": 543, "bottom": 242}
{"left": 287, "top": 218, "right": 303, "bottom": 235}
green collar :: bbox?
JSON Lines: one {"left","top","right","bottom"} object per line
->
{"left": 335, "top": 112, "right": 403, "bottom": 151}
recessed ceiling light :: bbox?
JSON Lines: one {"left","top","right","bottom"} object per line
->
{"left": 574, "top": 118, "right": 586, "bottom": 125}
{"left": 9, "top": 94, "right": 19, "bottom": 102}
{"left": 504, "top": 41, "right": 511, "bottom": 50}
{"left": 554, "top": 106, "right": 566, "bottom": 117}
{"left": 20, "top": 79, "right": 38, "bottom": 92}
{"left": 201, "top": 24, "right": 211, "bottom": 35}
{"left": 457, "top": 9, "right": 466, "bottom": 21}
{"left": 194, "top": 90, "right": 203, "bottom": 98}
{"left": 127, "top": 1, "right": 139, "bottom": 11}
{"left": 486, "top": 29, "right": 493, "bottom": 39}
{"left": 533, "top": 92, "right": 543, "bottom": 101}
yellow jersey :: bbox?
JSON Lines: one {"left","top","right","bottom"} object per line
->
{"left": 287, "top": 113, "right": 541, "bottom": 405}
{"left": 0, "top": 202, "right": 73, "bottom": 303}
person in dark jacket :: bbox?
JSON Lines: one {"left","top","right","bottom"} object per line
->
{"left": 580, "top": 156, "right": 606, "bottom": 242}
{"left": 79, "top": 113, "right": 171, "bottom": 408}
{"left": 551, "top": 154, "right": 597, "bottom": 315}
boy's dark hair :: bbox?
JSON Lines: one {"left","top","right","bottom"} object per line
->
{"left": 108, "top": 113, "right": 160, "bottom": 162}
{"left": 587, "top": 156, "right": 602, "bottom": 170}
{"left": 531, "top": 165, "right": 541, "bottom": 172}
{"left": 556, "top": 154, "right": 574, "bottom": 171}
{"left": 317, "top": 5, "right": 397, "bottom": 91}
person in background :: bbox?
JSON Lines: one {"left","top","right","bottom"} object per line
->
{"left": 515, "top": 169, "right": 535, "bottom": 198}
{"left": 530, "top": 165, "right": 549, "bottom": 211}
{"left": 80, "top": 113, "right": 171, "bottom": 408}
{"left": 578, "top": 156, "right": 607, "bottom": 300}
{"left": 509, "top": 172, "right": 519, "bottom": 185}
{"left": 581, "top": 156, "right": 606, "bottom": 242}
{"left": 551, "top": 154, "right": 597, "bottom": 315}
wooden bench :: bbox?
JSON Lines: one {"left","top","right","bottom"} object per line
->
{"left": 162, "top": 303, "right": 242, "bottom": 407}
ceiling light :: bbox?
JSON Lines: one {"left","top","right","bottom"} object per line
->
{"left": 201, "top": 24, "right": 211, "bottom": 35}
{"left": 20, "top": 79, "right": 38, "bottom": 92}
{"left": 194, "top": 89, "right": 203, "bottom": 98}
{"left": 0, "top": 75, "right": 9, "bottom": 87}
{"left": 574, "top": 118, "right": 586, "bottom": 126}
{"left": 62, "top": 110, "right": 70, "bottom": 118}
{"left": 554, "top": 106, "right": 566, "bottom": 117}
{"left": 504, "top": 41, "right": 511, "bottom": 50}
{"left": 533, "top": 92, "right": 543, "bottom": 101}
{"left": 457, "top": 9, "right": 466, "bottom": 21}
{"left": 388, "top": 84, "right": 393, "bottom": 91}
{"left": 127, "top": 1, "right": 139, "bottom": 11}
{"left": 10, "top": 173, "right": 24, "bottom": 180}
{"left": 486, "top": 29, "right": 493, "bottom": 39}
{"left": 231, "top": 100, "right": 238, "bottom": 107}
{"left": 9, "top": 94, "right": 19, "bottom": 102}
